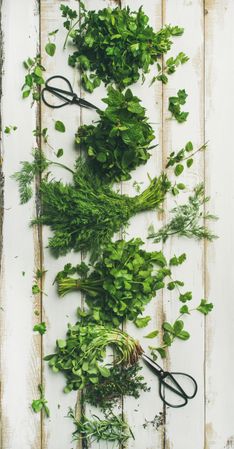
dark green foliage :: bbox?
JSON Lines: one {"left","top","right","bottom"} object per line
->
{"left": 68, "top": 408, "right": 134, "bottom": 445}
{"left": 44, "top": 322, "right": 143, "bottom": 392}
{"left": 61, "top": 4, "right": 185, "bottom": 91}
{"left": 168, "top": 89, "right": 189, "bottom": 123}
{"left": 76, "top": 87, "right": 155, "bottom": 181}
{"left": 33, "top": 162, "right": 170, "bottom": 259}
{"left": 56, "top": 238, "right": 170, "bottom": 326}
{"left": 83, "top": 363, "right": 149, "bottom": 411}
{"left": 148, "top": 184, "right": 218, "bottom": 243}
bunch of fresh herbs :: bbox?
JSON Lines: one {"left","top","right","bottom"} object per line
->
{"left": 44, "top": 321, "right": 143, "bottom": 392}
{"left": 56, "top": 238, "right": 171, "bottom": 326}
{"left": 76, "top": 86, "right": 155, "bottom": 181}
{"left": 32, "top": 161, "right": 170, "bottom": 259}
{"left": 61, "top": 3, "right": 186, "bottom": 91}
{"left": 83, "top": 363, "right": 149, "bottom": 411}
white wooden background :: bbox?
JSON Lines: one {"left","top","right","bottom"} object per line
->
{"left": 0, "top": 1, "right": 234, "bottom": 448}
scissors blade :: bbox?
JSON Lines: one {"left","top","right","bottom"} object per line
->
{"left": 141, "top": 353, "right": 162, "bottom": 374}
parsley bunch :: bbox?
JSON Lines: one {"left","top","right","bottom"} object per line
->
{"left": 76, "top": 87, "right": 155, "bottom": 181}
{"left": 33, "top": 162, "right": 170, "bottom": 259}
{"left": 44, "top": 322, "right": 143, "bottom": 392}
{"left": 83, "top": 363, "right": 149, "bottom": 411}
{"left": 61, "top": 4, "right": 185, "bottom": 91}
{"left": 56, "top": 238, "right": 170, "bottom": 326}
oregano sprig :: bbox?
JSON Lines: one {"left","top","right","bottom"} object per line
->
{"left": 168, "top": 89, "right": 189, "bottom": 123}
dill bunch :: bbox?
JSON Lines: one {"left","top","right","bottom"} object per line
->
{"left": 68, "top": 408, "right": 134, "bottom": 446}
{"left": 148, "top": 184, "right": 218, "bottom": 243}
{"left": 34, "top": 162, "right": 170, "bottom": 259}
{"left": 56, "top": 238, "right": 170, "bottom": 326}
{"left": 44, "top": 322, "right": 143, "bottom": 392}
{"left": 83, "top": 363, "right": 149, "bottom": 411}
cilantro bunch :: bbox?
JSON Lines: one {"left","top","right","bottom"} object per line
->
{"left": 33, "top": 161, "right": 170, "bottom": 259}
{"left": 61, "top": 4, "right": 185, "bottom": 91}
{"left": 76, "top": 87, "right": 155, "bottom": 181}
{"left": 44, "top": 322, "right": 143, "bottom": 392}
{"left": 56, "top": 238, "right": 170, "bottom": 326}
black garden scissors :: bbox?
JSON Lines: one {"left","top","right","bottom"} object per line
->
{"left": 41, "top": 75, "right": 98, "bottom": 111}
{"left": 142, "top": 353, "right": 198, "bottom": 408}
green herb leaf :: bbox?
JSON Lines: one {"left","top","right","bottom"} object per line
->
{"left": 33, "top": 322, "right": 47, "bottom": 335}
{"left": 55, "top": 120, "right": 66, "bottom": 133}
{"left": 56, "top": 148, "right": 64, "bottom": 158}
{"left": 168, "top": 89, "right": 189, "bottom": 123}
{"left": 31, "top": 384, "right": 50, "bottom": 417}
{"left": 144, "top": 330, "right": 159, "bottom": 339}
{"left": 196, "top": 299, "right": 214, "bottom": 315}
{"left": 45, "top": 42, "right": 56, "bottom": 57}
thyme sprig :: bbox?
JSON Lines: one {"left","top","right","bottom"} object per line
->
{"left": 83, "top": 363, "right": 149, "bottom": 411}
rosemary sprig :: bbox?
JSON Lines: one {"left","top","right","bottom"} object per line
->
{"left": 68, "top": 408, "right": 134, "bottom": 445}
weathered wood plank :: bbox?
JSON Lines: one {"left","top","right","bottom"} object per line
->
{"left": 120, "top": 1, "right": 165, "bottom": 447}
{"left": 0, "top": 1, "right": 41, "bottom": 448}
{"left": 162, "top": 1, "right": 205, "bottom": 448}
{"left": 40, "top": 2, "right": 82, "bottom": 449}
{"left": 205, "top": 1, "right": 234, "bottom": 448}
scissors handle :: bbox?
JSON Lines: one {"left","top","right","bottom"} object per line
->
{"left": 41, "top": 75, "right": 98, "bottom": 110}
{"left": 142, "top": 353, "right": 198, "bottom": 408}
{"left": 159, "top": 371, "right": 198, "bottom": 408}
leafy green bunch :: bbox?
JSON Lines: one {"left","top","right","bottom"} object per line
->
{"left": 148, "top": 183, "right": 217, "bottom": 243}
{"left": 44, "top": 322, "right": 143, "bottom": 392}
{"left": 83, "top": 363, "right": 149, "bottom": 411}
{"left": 56, "top": 238, "right": 171, "bottom": 326}
{"left": 68, "top": 409, "right": 134, "bottom": 446}
{"left": 33, "top": 161, "right": 170, "bottom": 259}
{"left": 61, "top": 3, "right": 186, "bottom": 91}
{"left": 76, "top": 87, "right": 155, "bottom": 181}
